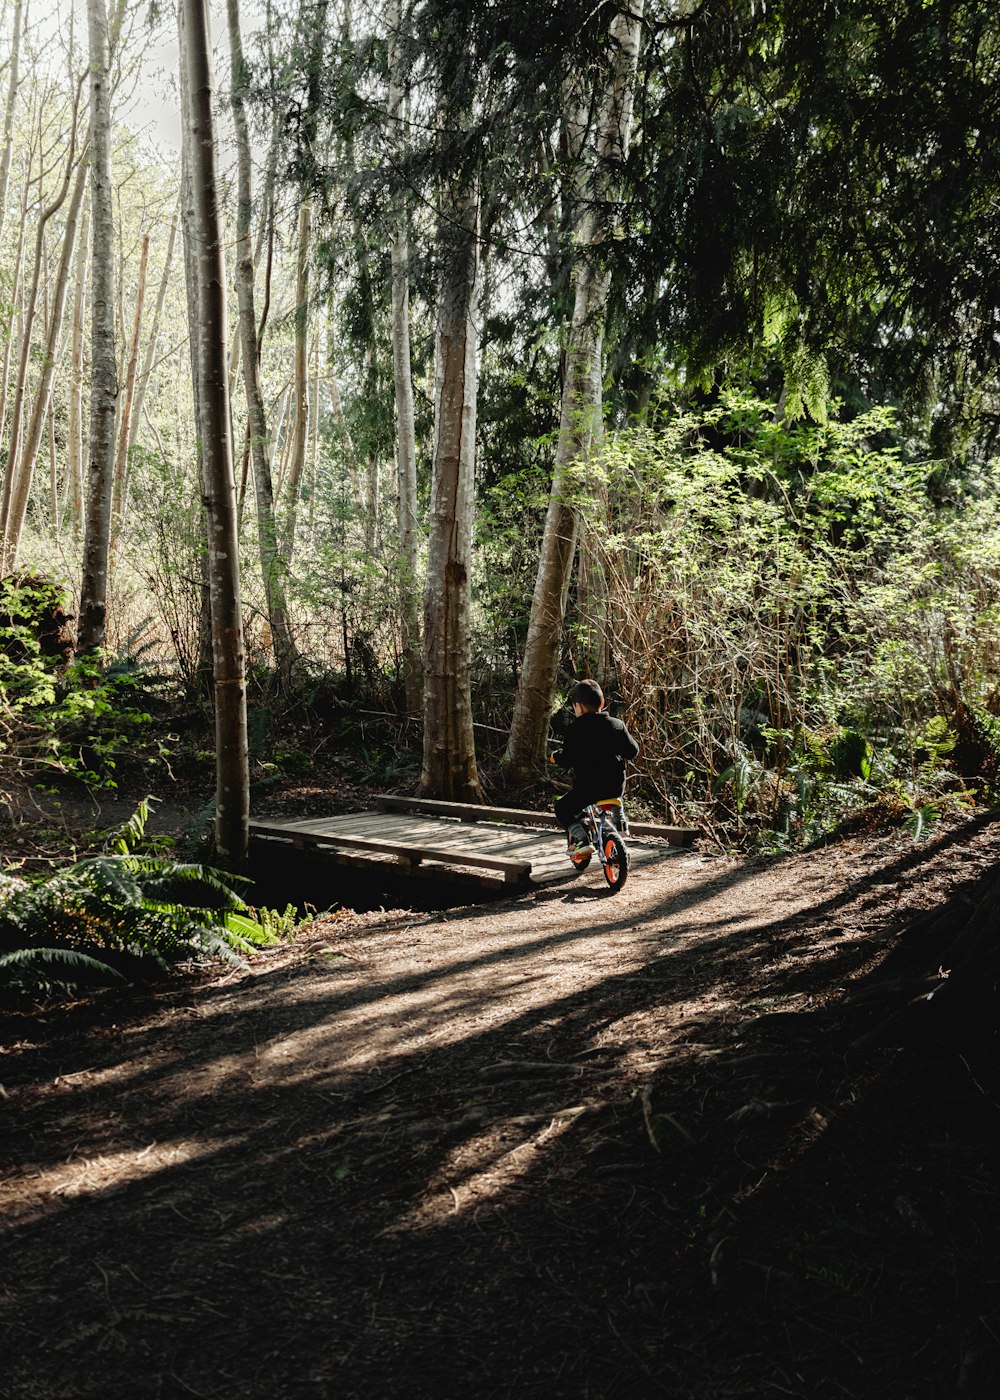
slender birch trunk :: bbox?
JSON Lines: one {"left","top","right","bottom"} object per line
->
{"left": 418, "top": 152, "right": 484, "bottom": 801}
{"left": 257, "top": 164, "right": 277, "bottom": 349}
{"left": 363, "top": 392, "right": 380, "bottom": 554}
{"left": 48, "top": 393, "right": 57, "bottom": 524}
{"left": 0, "top": 165, "right": 29, "bottom": 440}
{"left": 127, "top": 202, "right": 178, "bottom": 454}
{"left": 227, "top": 0, "right": 295, "bottom": 679}
{"left": 280, "top": 193, "right": 311, "bottom": 563}
{"left": 503, "top": 4, "right": 644, "bottom": 782}
{"left": 275, "top": 391, "right": 294, "bottom": 497}
{"left": 1, "top": 93, "right": 86, "bottom": 569}
{"left": 307, "top": 321, "right": 320, "bottom": 542}
{"left": 78, "top": 0, "right": 118, "bottom": 653}
{"left": 66, "top": 199, "right": 90, "bottom": 529}
{"left": 0, "top": 0, "right": 23, "bottom": 250}
{"left": 178, "top": 55, "right": 213, "bottom": 693}
{"left": 111, "top": 230, "right": 148, "bottom": 534}
{"left": 180, "top": 0, "right": 249, "bottom": 867}
{"left": 3, "top": 157, "right": 89, "bottom": 563}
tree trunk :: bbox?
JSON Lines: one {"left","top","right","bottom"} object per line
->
{"left": 280, "top": 194, "right": 312, "bottom": 564}
{"left": 178, "top": 58, "right": 213, "bottom": 697}
{"left": 0, "top": 164, "right": 29, "bottom": 446}
{"left": 78, "top": 0, "right": 118, "bottom": 654}
{"left": 503, "top": 4, "right": 645, "bottom": 784}
{"left": 388, "top": 0, "right": 422, "bottom": 713}
{"left": 1, "top": 70, "right": 86, "bottom": 569}
{"left": 0, "top": 0, "right": 23, "bottom": 251}
{"left": 126, "top": 201, "right": 179, "bottom": 456}
{"left": 307, "top": 321, "right": 321, "bottom": 543}
{"left": 2, "top": 156, "right": 89, "bottom": 565}
{"left": 180, "top": 0, "right": 249, "bottom": 867}
{"left": 418, "top": 162, "right": 484, "bottom": 802}
{"left": 66, "top": 199, "right": 90, "bottom": 531}
{"left": 111, "top": 231, "right": 149, "bottom": 535}
{"left": 226, "top": 0, "right": 295, "bottom": 681}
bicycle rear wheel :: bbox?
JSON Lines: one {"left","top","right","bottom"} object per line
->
{"left": 601, "top": 831, "right": 629, "bottom": 892}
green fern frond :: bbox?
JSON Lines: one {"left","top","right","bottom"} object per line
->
{"left": 68, "top": 859, "right": 147, "bottom": 907}
{"left": 107, "top": 796, "right": 155, "bottom": 855}
{"left": 0, "top": 946, "right": 124, "bottom": 980}
{"left": 223, "top": 911, "right": 278, "bottom": 949}
{"left": 0, "top": 817, "right": 278, "bottom": 1003}
{"left": 184, "top": 926, "right": 249, "bottom": 966}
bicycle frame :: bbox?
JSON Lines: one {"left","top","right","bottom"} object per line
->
{"left": 580, "top": 799, "right": 627, "bottom": 852}
{"left": 573, "top": 799, "right": 630, "bottom": 891}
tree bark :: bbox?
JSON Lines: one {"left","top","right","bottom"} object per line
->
{"left": 126, "top": 201, "right": 179, "bottom": 455}
{"left": 178, "top": 55, "right": 213, "bottom": 696}
{"left": 226, "top": 0, "right": 295, "bottom": 681}
{"left": 0, "top": 0, "right": 23, "bottom": 250}
{"left": 503, "top": 4, "right": 645, "bottom": 784}
{"left": 66, "top": 199, "right": 90, "bottom": 531}
{"left": 78, "top": 0, "right": 118, "bottom": 654}
{"left": 388, "top": 0, "right": 422, "bottom": 713}
{"left": 418, "top": 154, "right": 484, "bottom": 802}
{"left": 111, "top": 231, "right": 149, "bottom": 536}
{"left": 1, "top": 76, "right": 87, "bottom": 570}
{"left": 280, "top": 194, "right": 312, "bottom": 564}
{"left": 2, "top": 156, "right": 89, "bottom": 564}
{"left": 0, "top": 169, "right": 28, "bottom": 448}
{"left": 180, "top": 0, "right": 249, "bottom": 867}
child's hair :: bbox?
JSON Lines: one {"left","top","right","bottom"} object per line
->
{"left": 569, "top": 679, "right": 604, "bottom": 711}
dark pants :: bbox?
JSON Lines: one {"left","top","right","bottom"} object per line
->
{"left": 554, "top": 787, "right": 603, "bottom": 832}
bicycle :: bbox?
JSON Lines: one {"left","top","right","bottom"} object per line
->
{"left": 568, "top": 798, "right": 631, "bottom": 893}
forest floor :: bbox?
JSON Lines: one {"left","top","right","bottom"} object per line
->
{"left": 2, "top": 785, "right": 1000, "bottom": 1399}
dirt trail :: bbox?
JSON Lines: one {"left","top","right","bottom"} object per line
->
{"left": 3, "top": 821, "right": 1000, "bottom": 1399}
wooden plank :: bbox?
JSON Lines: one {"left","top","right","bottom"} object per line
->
{"left": 248, "top": 820, "right": 530, "bottom": 883}
{"left": 375, "top": 794, "right": 698, "bottom": 845}
{"left": 377, "top": 794, "right": 559, "bottom": 827}
{"left": 249, "top": 833, "right": 512, "bottom": 892}
{"left": 249, "top": 807, "right": 689, "bottom": 896}
{"left": 626, "top": 821, "right": 698, "bottom": 844}
{"left": 273, "top": 812, "right": 543, "bottom": 859}
{"left": 341, "top": 815, "right": 530, "bottom": 860}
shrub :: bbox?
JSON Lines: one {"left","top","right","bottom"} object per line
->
{"left": 579, "top": 395, "right": 998, "bottom": 844}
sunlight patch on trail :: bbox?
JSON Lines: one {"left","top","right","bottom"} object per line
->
{"left": 246, "top": 921, "right": 656, "bottom": 1086}
{"left": 0, "top": 1137, "right": 227, "bottom": 1229}
{"left": 383, "top": 1104, "right": 597, "bottom": 1233}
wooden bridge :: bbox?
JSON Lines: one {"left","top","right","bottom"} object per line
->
{"left": 248, "top": 795, "right": 698, "bottom": 894}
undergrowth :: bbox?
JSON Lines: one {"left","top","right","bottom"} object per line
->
{"left": 0, "top": 798, "right": 299, "bottom": 1005}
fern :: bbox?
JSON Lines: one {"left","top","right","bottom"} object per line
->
{"left": 0, "top": 946, "right": 124, "bottom": 977}
{"left": 106, "top": 795, "right": 155, "bottom": 855}
{"left": 0, "top": 799, "right": 298, "bottom": 1004}
{"left": 0, "top": 859, "right": 261, "bottom": 985}
{"left": 0, "top": 945, "right": 126, "bottom": 1000}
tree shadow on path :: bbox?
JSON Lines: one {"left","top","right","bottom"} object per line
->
{"left": 3, "top": 815, "right": 1000, "bottom": 1399}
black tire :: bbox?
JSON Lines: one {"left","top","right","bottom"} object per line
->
{"left": 602, "top": 831, "right": 629, "bottom": 892}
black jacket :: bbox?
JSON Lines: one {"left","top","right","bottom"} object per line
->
{"left": 553, "top": 711, "right": 640, "bottom": 799}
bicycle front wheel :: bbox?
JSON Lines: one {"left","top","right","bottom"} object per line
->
{"left": 602, "top": 831, "right": 629, "bottom": 892}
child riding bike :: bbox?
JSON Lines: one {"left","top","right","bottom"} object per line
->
{"left": 549, "top": 679, "right": 639, "bottom": 860}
